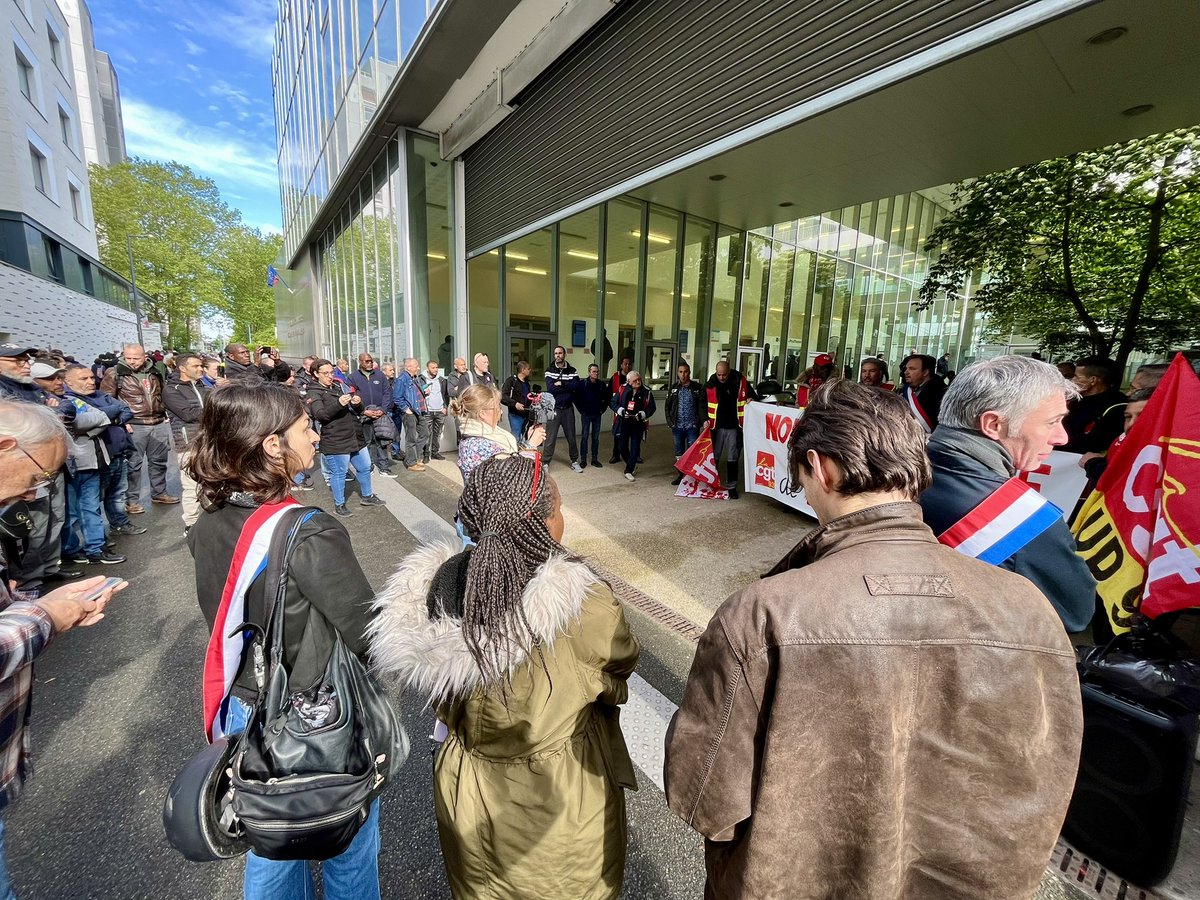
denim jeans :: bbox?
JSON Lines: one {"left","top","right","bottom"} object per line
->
{"left": 425, "top": 411, "right": 446, "bottom": 457}
{"left": 101, "top": 456, "right": 130, "bottom": 528}
{"left": 223, "top": 699, "right": 382, "bottom": 900}
{"left": 672, "top": 425, "right": 699, "bottom": 457}
{"left": 580, "top": 414, "right": 602, "bottom": 462}
{"left": 323, "top": 448, "right": 374, "bottom": 506}
{"left": 507, "top": 411, "right": 525, "bottom": 439}
{"left": 617, "top": 427, "right": 645, "bottom": 475}
{"left": 0, "top": 817, "right": 16, "bottom": 900}
{"left": 63, "top": 468, "right": 106, "bottom": 557}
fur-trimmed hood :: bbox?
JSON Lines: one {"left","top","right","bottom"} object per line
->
{"left": 368, "top": 540, "right": 602, "bottom": 705}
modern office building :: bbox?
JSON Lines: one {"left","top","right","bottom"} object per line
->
{"left": 0, "top": 0, "right": 155, "bottom": 358}
{"left": 93, "top": 49, "right": 127, "bottom": 164}
{"left": 272, "top": 0, "right": 1200, "bottom": 386}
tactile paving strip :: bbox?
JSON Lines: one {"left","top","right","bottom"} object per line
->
{"left": 621, "top": 673, "right": 677, "bottom": 792}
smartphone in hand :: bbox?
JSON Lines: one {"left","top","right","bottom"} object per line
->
{"left": 80, "top": 577, "right": 125, "bottom": 603}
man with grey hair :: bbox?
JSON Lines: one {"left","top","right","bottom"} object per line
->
{"left": 919, "top": 355, "right": 1095, "bottom": 632}
{"left": 0, "top": 401, "right": 125, "bottom": 891}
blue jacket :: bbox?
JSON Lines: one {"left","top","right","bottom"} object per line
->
{"left": 544, "top": 363, "right": 580, "bottom": 411}
{"left": 73, "top": 388, "right": 135, "bottom": 457}
{"left": 392, "top": 371, "right": 426, "bottom": 416}
{"left": 348, "top": 368, "right": 393, "bottom": 413}
{"left": 919, "top": 426, "right": 1095, "bottom": 633}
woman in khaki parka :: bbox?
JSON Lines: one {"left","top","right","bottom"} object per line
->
{"left": 369, "top": 454, "right": 640, "bottom": 899}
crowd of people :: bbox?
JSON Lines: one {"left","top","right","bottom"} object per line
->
{"left": 0, "top": 331, "right": 1188, "bottom": 900}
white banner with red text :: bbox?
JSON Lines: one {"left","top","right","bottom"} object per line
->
{"left": 741, "top": 401, "right": 1088, "bottom": 521}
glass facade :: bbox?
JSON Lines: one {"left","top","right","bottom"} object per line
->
{"left": 466, "top": 190, "right": 978, "bottom": 388}
{"left": 312, "top": 129, "right": 450, "bottom": 364}
{"left": 273, "top": 0, "right": 443, "bottom": 259}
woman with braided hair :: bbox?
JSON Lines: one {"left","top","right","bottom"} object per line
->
{"left": 369, "top": 454, "right": 640, "bottom": 898}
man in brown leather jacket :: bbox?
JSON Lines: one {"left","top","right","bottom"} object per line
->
{"left": 665, "top": 380, "right": 1083, "bottom": 899}
{"left": 100, "top": 344, "right": 177, "bottom": 513}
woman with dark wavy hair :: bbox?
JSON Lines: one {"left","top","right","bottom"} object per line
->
{"left": 185, "top": 381, "right": 385, "bottom": 900}
{"left": 370, "top": 453, "right": 640, "bottom": 899}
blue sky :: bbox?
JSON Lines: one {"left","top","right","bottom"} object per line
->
{"left": 88, "top": 0, "right": 283, "bottom": 235}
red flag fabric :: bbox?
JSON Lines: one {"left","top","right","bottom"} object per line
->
{"left": 1073, "top": 354, "right": 1200, "bottom": 628}
{"left": 675, "top": 422, "right": 722, "bottom": 487}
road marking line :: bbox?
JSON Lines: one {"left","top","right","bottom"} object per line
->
{"left": 373, "top": 477, "right": 457, "bottom": 543}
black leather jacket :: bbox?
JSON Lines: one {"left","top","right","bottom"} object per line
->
{"left": 189, "top": 499, "right": 375, "bottom": 698}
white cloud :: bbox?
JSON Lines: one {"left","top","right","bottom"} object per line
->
{"left": 122, "top": 95, "right": 279, "bottom": 193}
{"left": 207, "top": 80, "right": 255, "bottom": 109}
{"left": 183, "top": 39, "right": 204, "bottom": 56}
{"left": 183, "top": 0, "right": 276, "bottom": 64}
{"left": 258, "top": 222, "right": 283, "bottom": 236}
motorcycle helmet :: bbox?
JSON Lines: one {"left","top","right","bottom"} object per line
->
{"left": 162, "top": 737, "right": 248, "bottom": 862}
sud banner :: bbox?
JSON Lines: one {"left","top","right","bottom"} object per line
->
{"left": 1073, "top": 354, "right": 1200, "bottom": 633}
{"left": 742, "top": 401, "right": 1089, "bottom": 523}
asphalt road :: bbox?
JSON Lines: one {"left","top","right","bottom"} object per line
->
{"left": 4, "top": 463, "right": 707, "bottom": 900}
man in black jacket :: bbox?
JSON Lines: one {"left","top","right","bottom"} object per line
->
{"left": 1063, "top": 356, "right": 1127, "bottom": 455}
{"left": 575, "top": 363, "right": 612, "bottom": 468}
{"left": 348, "top": 352, "right": 396, "bottom": 477}
{"left": 542, "top": 345, "right": 583, "bottom": 472}
{"left": 222, "top": 344, "right": 264, "bottom": 383}
{"left": 897, "top": 354, "right": 946, "bottom": 434}
{"left": 163, "top": 354, "right": 210, "bottom": 532}
{"left": 919, "top": 355, "right": 1094, "bottom": 633}
{"left": 666, "top": 363, "right": 706, "bottom": 485}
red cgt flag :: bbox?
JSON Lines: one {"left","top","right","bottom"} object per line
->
{"left": 675, "top": 422, "right": 721, "bottom": 487}
{"left": 674, "top": 422, "right": 729, "bottom": 499}
{"left": 1073, "top": 354, "right": 1200, "bottom": 630}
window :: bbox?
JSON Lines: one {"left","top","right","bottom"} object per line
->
{"left": 15, "top": 47, "right": 34, "bottom": 101}
{"left": 47, "top": 24, "right": 64, "bottom": 73}
{"left": 69, "top": 183, "right": 83, "bottom": 222}
{"left": 30, "top": 144, "right": 48, "bottom": 194}
{"left": 59, "top": 106, "right": 71, "bottom": 146}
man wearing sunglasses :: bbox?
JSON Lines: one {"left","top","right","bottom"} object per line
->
{"left": 0, "top": 345, "right": 43, "bottom": 405}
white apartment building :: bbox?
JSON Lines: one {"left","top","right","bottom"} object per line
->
{"left": 0, "top": 0, "right": 156, "bottom": 359}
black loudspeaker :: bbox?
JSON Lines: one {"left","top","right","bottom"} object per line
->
{"left": 1062, "top": 681, "right": 1198, "bottom": 886}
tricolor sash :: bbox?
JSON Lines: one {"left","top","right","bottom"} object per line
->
{"left": 938, "top": 477, "right": 1062, "bottom": 565}
{"left": 905, "top": 388, "right": 933, "bottom": 434}
{"left": 202, "top": 500, "right": 299, "bottom": 742}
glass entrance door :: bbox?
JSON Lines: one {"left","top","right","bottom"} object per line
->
{"left": 736, "top": 347, "right": 764, "bottom": 387}
{"left": 643, "top": 342, "right": 677, "bottom": 392}
{"left": 508, "top": 331, "right": 555, "bottom": 385}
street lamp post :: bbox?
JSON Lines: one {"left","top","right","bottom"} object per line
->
{"left": 126, "top": 233, "right": 145, "bottom": 347}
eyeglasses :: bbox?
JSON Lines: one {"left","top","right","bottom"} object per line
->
{"left": 17, "top": 446, "right": 55, "bottom": 489}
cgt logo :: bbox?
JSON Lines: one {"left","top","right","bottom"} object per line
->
{"left": 755, "top": 451, "right": 776, "bottom": 489}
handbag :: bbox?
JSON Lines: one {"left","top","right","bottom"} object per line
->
{"left": 229, "top": 506, "right": 409, "bottom": 860}
{"left": 164, "top": 506, "right": 408, "bottom": 863}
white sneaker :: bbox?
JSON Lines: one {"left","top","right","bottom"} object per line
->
{"left": 571, "top": 461, "right": 584, "bottom": 473}
{"left": 624, "top": 472, "right": 635, "bottom": 482}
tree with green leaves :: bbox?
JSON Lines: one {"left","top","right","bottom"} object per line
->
{"left": 215, "top": 226, "right": 283, "bottom": 346}
{"left": 920, "top": 127, "right": 1200, "bottom": 371}
{"left": 90, "top": 158, "right": 238, "bottom": 348}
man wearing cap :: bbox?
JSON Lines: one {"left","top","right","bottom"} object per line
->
{"left": 801, "top": 353, "right": 837, "bottom": 395}
{"left": 898, "top": 353, "right": 946, "bottom": 434}
{"left": 0, "top": 345, "right": 45, "bottom": 405}
{"left": 100, "top": 344, "right": 178, "bottom": 513}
